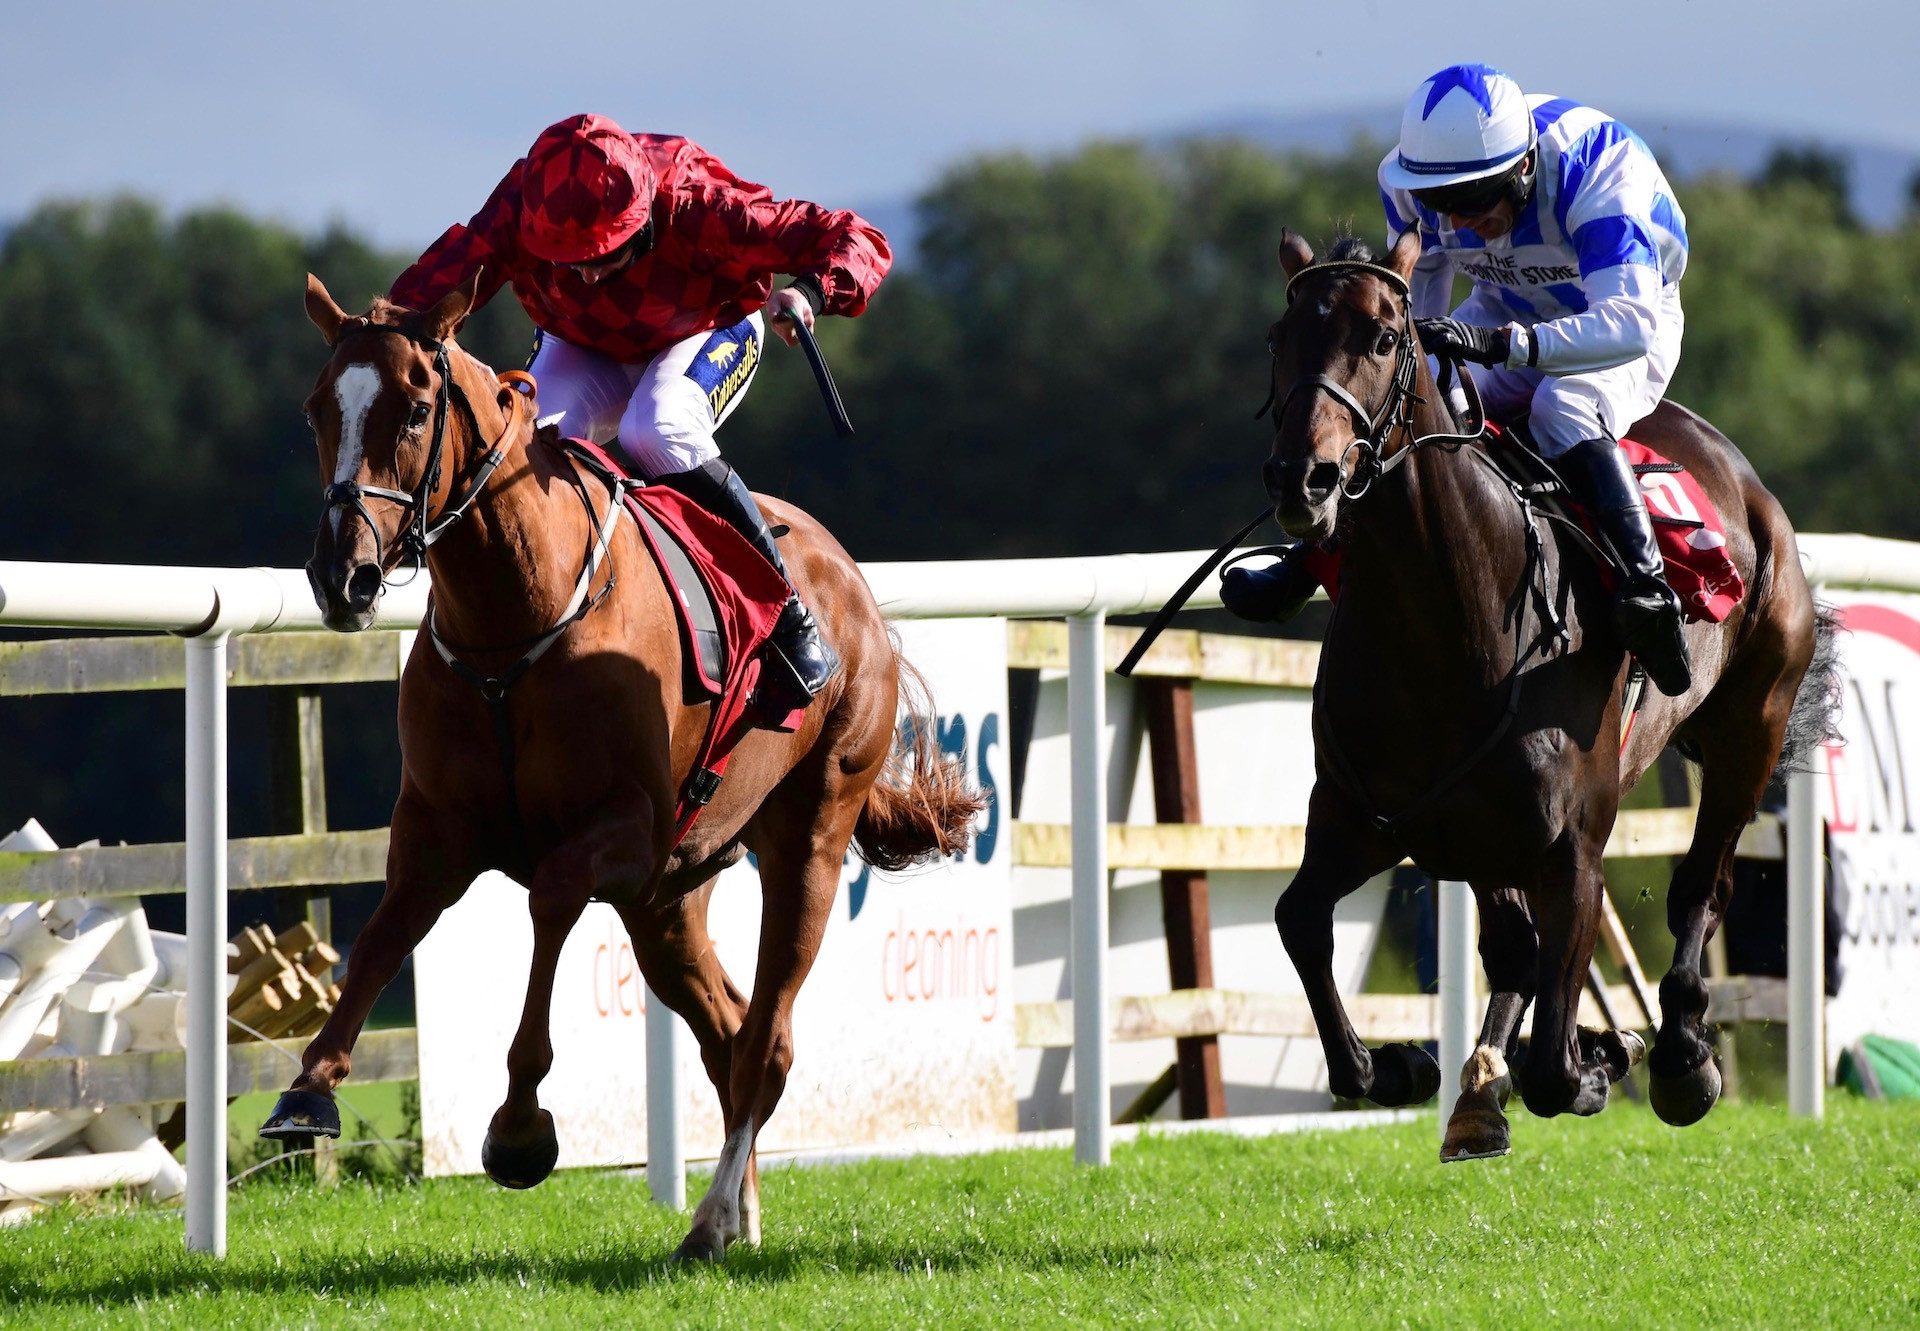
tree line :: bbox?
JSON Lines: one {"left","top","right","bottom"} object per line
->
{"left": 5, "top": 138, "right": 1912, "bottom": 573}
{"left": 1, "top": 137, "right": 1915, "bottom": 849}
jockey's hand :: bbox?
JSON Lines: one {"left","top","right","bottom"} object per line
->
{"left": 766, "top": 287, "right": 816, "bottom": 348}
{"left": 1415, "top": 317, "right": 1510, "bottom": 367}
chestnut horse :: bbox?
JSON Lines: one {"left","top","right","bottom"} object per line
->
{"left": 264, "top": 274, "right": 979, "bottom": 1259}
{"left": 1261, "top": 233, "right": 1834, "bottom": 1158}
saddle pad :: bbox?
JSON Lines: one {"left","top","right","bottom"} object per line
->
{"left": 630, "top": 500, "right": 727, "bottom": 695}
{"left": 559, "top": 435, "right": 791, "bottom": 697}
{"left": 1299, "top": 427, "right": 1746, "bottom": 624}
{"left": 1615, "top": 438, "right": 1745, "bottom": 623}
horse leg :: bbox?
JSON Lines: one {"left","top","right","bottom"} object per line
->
{"left": 1441, "top": 884, "right": 1535, "bottom": 1162}
{"left": 1275, "top": 787, "right": 1436, "bottom": 1106}
{"left": 262, "top": 789, "right": 477, "bottom": 1139}
{"left": 483, "top": 810, "right": 655, "bottom": 1189}
{"left": 674, "top": 791, "right": 864, "bottom": 1263}
{"left": 1517, "top": 837, "right": 1617, "bottom": 1118}
{"left": 614, "top": 885, "right": 760, "bottom": 1239}
{"left": 1650, "top": 660, "right": 1801, "bottom": 1125}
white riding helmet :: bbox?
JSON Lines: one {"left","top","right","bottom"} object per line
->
{"left": 1380, "top": 63, "right": 1534, "bottom": 192}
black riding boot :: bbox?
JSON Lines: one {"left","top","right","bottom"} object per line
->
{"left": 655, "top": 459, "right": 840, "bottom": 707}
{"left": 1555, "top": 438, "right": 1693, "bottom": 696}
{"left": 1221, "top": 545, "right": 1323, "bottom": 624}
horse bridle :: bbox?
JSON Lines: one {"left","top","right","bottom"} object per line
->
{"left": 1264, "top": 262, "right": 1566, "bottom": 839}
{"left": 1262, "top": 259, "right": 1486, "bottom": 498}
{"left": 318, "top": 317, "right": 517, "bottom": 581}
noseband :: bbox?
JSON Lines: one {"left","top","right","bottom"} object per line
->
{"left": 319, "top": 317, "right": 516, "bottom": 580}
{"left": 1262, "top": 260, "right": 1485, "bottom": 498}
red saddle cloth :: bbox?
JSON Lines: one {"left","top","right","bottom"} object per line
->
{"left": 560, "top": 437, "right": 797, "bottom": 844}
{"left": 1613, "top": 437, "right": 1745, "bottom": 623}
{"left": 1302, "top": 429, "right": 1745, "bottom": 624}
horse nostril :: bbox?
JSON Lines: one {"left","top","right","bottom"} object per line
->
{"left": 1304, "top": 460, "right": 1342, "bottom": 503}
{"left": 345, "top": 564, "right": 384, "bottom": 613}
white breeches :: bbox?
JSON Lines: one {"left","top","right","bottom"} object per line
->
{"left": 1462, "top": 283, "right": 1684, "bottom": 457}
{"left": 527, "top": 313, "right": 764, "bottom": 477}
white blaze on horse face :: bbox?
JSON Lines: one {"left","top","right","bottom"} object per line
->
{"left": 330, "top": 362, "right": 383, "bottom": 539}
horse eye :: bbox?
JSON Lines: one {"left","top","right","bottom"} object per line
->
{"left": 408, "top": 402, "right": 432, "bottom": 428}
{"left": 1375, "top": 329, "right": 1398, "bottom": 357}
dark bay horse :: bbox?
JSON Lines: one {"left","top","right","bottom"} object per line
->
{"left": 267, "top": 274, "right": 980, "bottom": 1258}
{"left": 1261, "top": 232, "right": 1833, "bottom": 1158}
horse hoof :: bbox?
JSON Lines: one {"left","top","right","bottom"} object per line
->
{"left": 482, "top": 1111, "right": 558, "bottom": 1189}
{"left": 1585, "top": 1028, "right": 1649, "bottom": 1084}
{"left": 1649, "top": 1055, "right": 1722, "bottom": 1127}
{"left": 1440, "top": 1100, "right": 1512, "bottom": 1164}
{"left": 1367, "top": 1042, "right": 1443, "bottom": 1108}
{"left": 673, "top": 1234, "right": 726, "bottom": 1264}
{"left": 258, "top": 1088, "right": 341, "bottom": 1141}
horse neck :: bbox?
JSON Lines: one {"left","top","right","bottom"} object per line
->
{"left": 1337, "top": 368, "right": 1528, "bottom": 662}
{"left": 423, "top": 359, "right": 598, "bottom": 648}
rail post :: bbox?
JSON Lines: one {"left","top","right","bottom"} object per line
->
{"left": 645, "top": 981, "right": 685, "bottom": 1207}
{"left": 184, "top": 631, "right": 229, "bottom": 1255}
{"left": 1787, "top": 752, "right": 1825, "bottom": 1118}
{"left": 1069, "top": 610, "right": 1110, "bottom": 1166}
{"left": 1437, "top": 879, "right": 1475, "bottom": 1139}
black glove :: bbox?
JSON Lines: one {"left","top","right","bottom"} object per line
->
{"left": 1416, "top": 317, "right": 1510, "bottom": 367}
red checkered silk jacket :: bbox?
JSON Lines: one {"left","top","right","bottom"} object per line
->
{"left": 389, "top": 134, "right": 891, "bottom": 364}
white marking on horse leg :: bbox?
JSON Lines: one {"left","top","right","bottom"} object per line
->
{"left": 740, "top": 1156, "right": 762, "bottom": 1246}
{"left": 1462, "top": 1044, "right": 1512, "bottom": 1105}
{"left": 687, "top": 1122, "right": 753, "bottom": 1248}
{"left": 330, "top": 363, "right": 381, "bottom": 539}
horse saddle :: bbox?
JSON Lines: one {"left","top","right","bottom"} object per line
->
{"left": 1483, "top": 419, "right": 1746, "bottom": 626}
{"left": 558, "top": 438, "right": 796, "bottom": 722}
{"left": 630, "top": 500, "right": 727, "bottom": 695}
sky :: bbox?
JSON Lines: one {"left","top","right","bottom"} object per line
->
{"left": 5, "top": 0, "right": 1917, "bottom": 249}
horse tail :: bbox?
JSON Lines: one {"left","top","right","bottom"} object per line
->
{"left": 851, "top": 644, "right": 986, "bottom": 872}
{"left": 1774, "top": 600, "right": 1844, "bottom": 777}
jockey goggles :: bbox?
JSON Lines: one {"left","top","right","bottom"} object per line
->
{"left": 1411, "top": 150, "right": 1534, "bottom": 219}
{"left": 1411, "top": 171, "right": 1512, "bottom": 219}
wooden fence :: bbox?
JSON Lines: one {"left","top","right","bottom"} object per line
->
{"left": 0, "top": 624, "right": 1781, "bottom": 1121}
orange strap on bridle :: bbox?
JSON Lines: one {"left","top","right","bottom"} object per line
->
{"left": 497, "top": 369, "right": 538, "bottom": 397}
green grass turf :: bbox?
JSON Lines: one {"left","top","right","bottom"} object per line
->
{"left": 3, "top": 1100, "right": 1915, "bottom": 1329}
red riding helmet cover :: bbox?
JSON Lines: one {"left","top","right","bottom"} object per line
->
{"left": 518, "top": 114, "right": 658, "bottom": 264}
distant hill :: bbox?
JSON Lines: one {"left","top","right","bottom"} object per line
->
{"left": 1191, "top": 104, "right": 1919, "bottom": 228}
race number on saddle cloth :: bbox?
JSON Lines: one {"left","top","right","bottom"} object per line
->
{"left": 557, "top": 436, "right": 797, "bottom": 845}
{"left": 1291, "top": 426, "right": 1745, "bottom": 624}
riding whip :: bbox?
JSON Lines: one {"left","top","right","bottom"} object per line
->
{"left": 784, "top": 312, "right": 855, "bottom": 437}
{"left": 1114, "top": 507, "right": 1272, "bottom": 677}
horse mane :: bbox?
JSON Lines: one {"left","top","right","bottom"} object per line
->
{"left": 1320, "top": 234, "right": 1376, "bottom": 265}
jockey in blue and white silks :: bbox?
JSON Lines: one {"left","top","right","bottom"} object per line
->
{"left": 1224, "top": 63, "right": 1694, "bottom": 696}
{"left": 1380, "top": 69, "right": 1688, "bottom": 453}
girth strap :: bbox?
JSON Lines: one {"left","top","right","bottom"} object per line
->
{"left": 427, "top": 447, "right": 629, "bottom": 819}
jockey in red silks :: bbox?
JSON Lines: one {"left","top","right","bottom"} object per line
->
{"left": 388, "top": 113, "right": 891, "bottom": 709}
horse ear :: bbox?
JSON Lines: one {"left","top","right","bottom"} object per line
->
{"left": 304, "top": 273, "right": 349, "bottom": 344}
{"left": 423, "top": 268, "right": 483, "bottom": 342}
{"left": 1278, "top": 228, "right": 1314, "bottom": 280}
{"left": 1387, "top": 230, "right": 1421, "bottom": 283}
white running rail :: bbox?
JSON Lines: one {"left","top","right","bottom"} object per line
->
{"left": 0, "top": 532, "right": 1901, "bottom": 1252}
